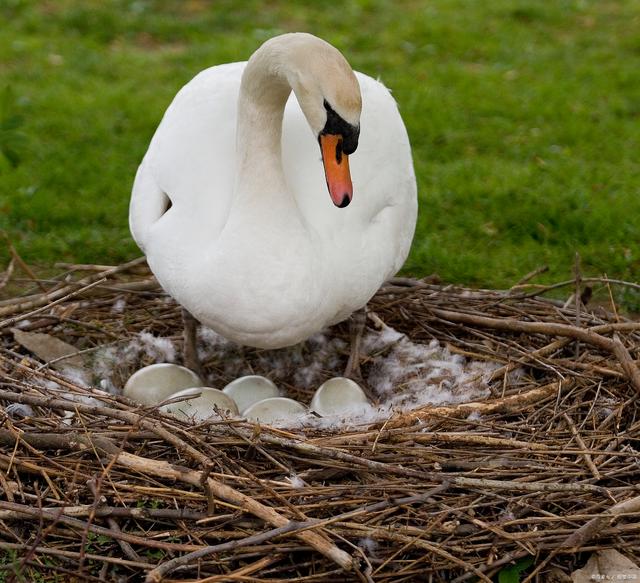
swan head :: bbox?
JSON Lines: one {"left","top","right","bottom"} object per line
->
{"left": 317, "top": 99, "right": 360, "bottom": 208}
{"left": 277, "top": 33, "right": 362, "bottom": 208}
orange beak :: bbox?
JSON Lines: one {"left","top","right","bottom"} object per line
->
{"left": 320, "top": 134, "right": 352, "bottom": 208}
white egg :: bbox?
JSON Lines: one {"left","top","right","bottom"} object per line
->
{"left": 310, "top": 377, "right": 370, "bottom": 416}
{"left": 4, "top": 403, "right": 34, "bottom": 419}
{"left": 222, "top": 375, "right": 280, "bottom": 413}
{"left": 159, "top": 387, "right": 239, "bottom": 421}
{"left": 123, "top": 363, "right": 202, "bottom": 405}
{"left": 243, "top": 397, "right": 307, "bottom": 425}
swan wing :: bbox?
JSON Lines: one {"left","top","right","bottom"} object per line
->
{"left": 130, "top": 62, "right": 245, "bottom": 251}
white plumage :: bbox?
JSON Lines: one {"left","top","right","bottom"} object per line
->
{"left": 130, "top": 33, "right": 417, "bottom": 349}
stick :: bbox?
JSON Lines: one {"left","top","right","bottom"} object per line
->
{"left": 563, "top": 413, "right": 601, "bottom": 480}
{"left": 465, "top": 318, "right": 640, "bottom": 386}
{"left": 0, "top": 277, "right": 107, "bottom": 329}
{"left": 339, "top": 522, "right": 492, "bottom": 582}
{"left": 426, "top": 307, "right": 640, "bottom": 394}
{"left": 54, "top": 262, "right": 127, "bottom": 271}
{"left": 388, "top": 381, "right": 561, "bottom": 428}
{"left": 0, "top": 256, "right": 146, "bottom": 318}
{"left": 513, "top": 276, "right": 640, "bottom": 298}
{"left": 0, "top": 256, "right": 15, "bottom": 291}
{"left": 0, "top": 505, "right": 208, "bottom": 521}
{"left": 0, "top": 541, "right": 153, "bottom": 570}
{"left": 0, "top": 500, "right": 201, "bottom": 552}
{"left": 202, "top": 555, "right": 284, "bottom": 582}
{"left": 574, "top": 252, "right": 582, "bottom": 357}
{"left": 510, "top": 265, "right": 548, "bottom": 289}
{"left": 560, "top": 493, "right": 640, "bottom": 550}
{"left": 88, "top": 477, "right": 146, "bottom": 564}
{"left": 145, "top": 521, "right": 308, "bottom": 582}
{"left": 7, "top": 239, "right": 48, "bottom": 293}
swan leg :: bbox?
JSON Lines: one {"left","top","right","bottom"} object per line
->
{"left": 182, "top": 308, "right": 203, "bottom": 378}
{"left": 344, "top": 307, "right": 378, "bottom": 403}
{"left": 344, "top": 307, "right": 366, "bottom": 380}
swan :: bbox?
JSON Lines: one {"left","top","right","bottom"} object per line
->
{"left": 130, "top": 33, "right": 417, "bottom": 372}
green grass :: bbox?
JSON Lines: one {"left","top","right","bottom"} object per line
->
{"left": 1, "top": 0, "right": 639, "bottom": 288}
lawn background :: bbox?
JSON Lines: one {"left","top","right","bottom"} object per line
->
{"left": 1, "top": 0, "right": 639, "bottom": 290}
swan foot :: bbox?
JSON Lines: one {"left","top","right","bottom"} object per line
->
{"left": 182, "top": 308, "right": 204, "bottom": 378}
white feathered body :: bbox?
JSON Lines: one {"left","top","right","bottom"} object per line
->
{"left": 130, "top": 62, "right": 417, "bottom": 348}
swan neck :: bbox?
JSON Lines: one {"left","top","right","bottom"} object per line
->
{"left": 235, "top": 50, "right": 292, "bottom": 199}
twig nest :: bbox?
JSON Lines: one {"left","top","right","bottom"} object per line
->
{"left": 222, "top": 375, "right": 280, "bottom": 413}
{"left": 123, "top": 364, "right": 202, "bottom": 405}
{"left": 243, "top": 397, "right": 307, "bottom": 424}
{"left": 310, "top": 377, "right": 370, "bottom": 416}
{"left": 159, "top": 387, "right": 239, "bottom": 421}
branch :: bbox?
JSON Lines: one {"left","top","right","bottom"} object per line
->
{"left": 0, "top": 256, "right": 147, "bottom": 319}
{"left": 0, "top": 277, "right": 107, "bottom": 329}
{"left": 427, "top": 307, "right": 640, "bottom": 394}
{"left": 145, "top": 521, "right": 307, "bottom": 583}
{"left": 560, "top": 493, "right": 640, "bottom": 550}
{"left": 0, "top": 499, "right": 199, "bottom": 552}
{"left": 388, "top": 381, "right": 561, "bottom": 428}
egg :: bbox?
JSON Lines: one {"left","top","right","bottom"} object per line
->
{"left": 243, "top": 397, "right": 307, "bottom": 425}
{"left": 4, "top": 403, "right": 34, "bottom": 419}
{"left": 123, "top": 363, "right": 202, "bottom": 405}
{"left": 310, "top": 377, "right": 370, "bottom": 416}
{"left": 222, "top": 375, "right": 280, "bottom": 413}
{"left": 159, "top": 387, "right": 239, "bottom": 421}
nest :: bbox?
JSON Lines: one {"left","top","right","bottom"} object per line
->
{"left": 1, "top": 258, "right": 639, "bottom": 582}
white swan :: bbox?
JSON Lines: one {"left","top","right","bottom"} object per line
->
{"left": 130, "top": 33, "right": 417, "bottom": 352}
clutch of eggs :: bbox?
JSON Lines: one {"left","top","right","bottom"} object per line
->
{"left": 123, "top": 365, "right": 370, "bottom": 425}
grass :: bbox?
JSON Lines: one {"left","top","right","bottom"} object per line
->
{"left": 1, "top": 0, "right": 639, "bottom": 289}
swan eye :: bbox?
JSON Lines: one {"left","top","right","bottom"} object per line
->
{"left": 322, "top": 100, "right": 359, "bottom": 154}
